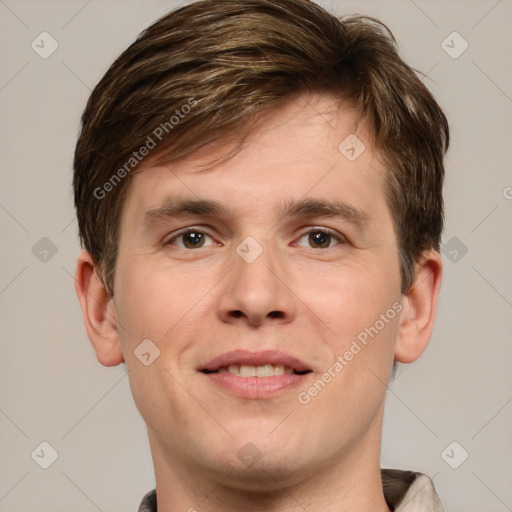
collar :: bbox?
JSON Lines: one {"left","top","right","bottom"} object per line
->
{"left": 382, "top": 469, "right": 444, "bottom": 511}
{"left": 138, "top": 469, "right": 443, "bottom": 511}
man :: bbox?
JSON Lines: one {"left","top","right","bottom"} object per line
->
{"left": 73, "top": 0, "right": 448, "bottom": 510}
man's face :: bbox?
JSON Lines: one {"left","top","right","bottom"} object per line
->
{"left": 112, "top": 94, "right": 403, "bottom": 487}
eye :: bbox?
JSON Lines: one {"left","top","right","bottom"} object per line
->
{"left": 165, "top": 229, "right": 215, "bottom": 249}
{"left": 294, "top": 228, "right": 346, "bottom": 249}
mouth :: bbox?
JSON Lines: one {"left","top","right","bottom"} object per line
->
{"left": 201, "top": 364, "right": 311, "bottom": 377}
{"left": 199, "top": 350, "right": 313, "bottom": 399}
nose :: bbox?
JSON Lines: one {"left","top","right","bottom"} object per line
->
{"left": 216, "top": 240, "right": 297, "bottom": 327}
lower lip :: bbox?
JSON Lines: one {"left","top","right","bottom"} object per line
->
{"left": 202, "top": 372, "right": 309, "bottom": 399}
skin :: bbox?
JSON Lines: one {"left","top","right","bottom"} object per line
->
{"left": 76, "top": 93, "right": 442, "bottom": 512}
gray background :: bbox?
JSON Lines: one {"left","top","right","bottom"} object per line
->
{"left": 1, "top": 0, "right": 511, "bottom": 510}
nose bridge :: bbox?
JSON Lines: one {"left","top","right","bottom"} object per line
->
{"left": 217, "top": 235, "right": 296, "bottom": 325}
{"left": 235, "top": 235, "right": 279, "bottom": 294}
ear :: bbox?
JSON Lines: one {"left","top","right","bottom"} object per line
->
{"left": 394, "top": 250, "right": 443, "bottom": 363}
{"left": 74, "top": 249, "right": 124, "bottom": 366}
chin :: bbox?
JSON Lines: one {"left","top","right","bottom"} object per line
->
{"left": 205, "top": 430, "right": 319, "bottom": 491}
{"left": 221, "top": 454, "right": 314, "bottom": 493}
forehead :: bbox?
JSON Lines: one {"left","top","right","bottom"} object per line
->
{"left": 121, "top": 93, "right": 390, "bottom": 229}
{"left": 178, "top": 94, "right": 371, "bottom": 171}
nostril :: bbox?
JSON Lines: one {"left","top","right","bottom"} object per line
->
{"left": 230, "top": 310, "right": 244, "bottom": 318}
{"left": 268, "top": 311, "right": 284, "bottom": 319}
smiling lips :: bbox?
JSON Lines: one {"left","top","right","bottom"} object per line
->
{"left": 201, "top": 350, "right": 312, "bottom": 399}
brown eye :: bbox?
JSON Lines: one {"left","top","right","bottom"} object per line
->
{"left": 308, "top": 231, "right": 331, "bottom": 248}
{"left": 182, "top": 231, "right": 205, "bottom": 248}
{"left": 166, "top": 229, "right": 215, "bottom": 249}
{"left": 295, "top": 228, "right": 345, "bottom": 249}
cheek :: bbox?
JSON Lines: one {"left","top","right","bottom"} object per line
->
{"left": 113, "top": 262, "right": 202, "bottom": 424}
{"left": 296, "top": 262, "right": 400, "bottom": 344}
{"left": 113, "top": 258, "right": 224, "bottom": 361}
{"left": 295, "top": 262, "right": 401, "bottom": 416}
{"left": 298, "top": 299, "right": 399, "bottom": 442}
{"left": 114, "top": 259, "right": 186, "bottom": 332}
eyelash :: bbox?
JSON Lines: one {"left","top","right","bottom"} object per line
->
{"left": 163, "top": 227, "right": 347, "bottom": 250}
{"left": 293, "top": 227, "right": 347, "bottom": 249}
{"left": 163, "top": 228, "right": 218, "bottom": 249}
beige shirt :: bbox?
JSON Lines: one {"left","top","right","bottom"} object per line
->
{"left": 138, "top": 469, "right": 444, "bottom": 511}
{"left": 382, "top": 469, "right": 444, "bottom": 511}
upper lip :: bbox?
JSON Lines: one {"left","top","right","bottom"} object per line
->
{"left": 201, "top": 350, "right": 311, "bottom": 373}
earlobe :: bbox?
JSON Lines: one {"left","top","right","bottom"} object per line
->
{"left": 394, "top": 251, "right": 443, "bottom": 364}
{"left": 75, "top": 250, "right": 124, "bottom": 367}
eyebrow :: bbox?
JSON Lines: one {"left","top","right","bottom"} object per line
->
{"left": 142, "top": 198, "right": 229, "bottom": 227}
{"left": 142, "top": 197, "right": 369, "bottom": 229}
{"left": 279, "top": 198, "right": 369, "bottom": 227}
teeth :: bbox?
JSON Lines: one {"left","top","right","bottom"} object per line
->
{"left": 224, "top": 364, "right": 295, "bottom": 377}
{"left": 239, "top": 364, "right": 256, "bottom": 377}
{"left": 228, "top": 364, "right": 242, "bottom": 375}
{"left": 256, "top": 364, "right": 275, "bottom": 377}
{"left": 272, "top": 364, "right": 285, "bottom": 376}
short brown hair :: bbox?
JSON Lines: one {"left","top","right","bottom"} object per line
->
{"left": 73, "top": 0, "right": 449, "bottom": 296}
